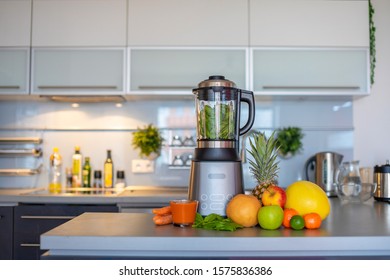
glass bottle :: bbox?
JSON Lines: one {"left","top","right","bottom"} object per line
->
{"left": 337, "top": 160, "right": 362, "bottom": 196}
{"left": 72, "top": 146, "right": 82, "bottom": 188}
{"left": 104, "top": 150, "right": 114, "bottom": 188}
{"left": 93, "top": 170, "right": 102, "bottom": 189}
{"left": 115, "top": 170, "right": 126, "bottom": 189}
{"left": 49, "top": 147, "right": 62, "bottom": 193}
{"left": 65, "top": 167, "right": 73, "bottom": 188}
{"left": 82, "top": 157, "right": 92, "bottom": 188}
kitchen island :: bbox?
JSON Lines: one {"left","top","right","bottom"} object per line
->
{"left": 40, "top": 198, "right": 390, "bottom": 260}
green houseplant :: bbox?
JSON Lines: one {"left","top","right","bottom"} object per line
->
{"left": 276, "top": 127, "right": 304, "bottom": 158}
{"left": 132, "top": 124, "right": 164, "bottom": 160}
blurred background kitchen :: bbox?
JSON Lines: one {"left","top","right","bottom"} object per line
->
{"left": 0, "top": 0, "right": 389, "bottom": 190}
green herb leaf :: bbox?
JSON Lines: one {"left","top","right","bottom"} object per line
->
{"left": 192, "top": 213, "right": 244, "bottom": 231}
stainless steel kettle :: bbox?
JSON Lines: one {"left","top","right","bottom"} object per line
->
{"left": 374, "top": 160, "right": 390, "bottom": 202}
{"left": 305, "top": 151, "right": 344, "bottom": 197}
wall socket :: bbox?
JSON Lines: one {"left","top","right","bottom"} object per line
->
{"left": 131, "top": 159, "right": 154, "bottom": 173}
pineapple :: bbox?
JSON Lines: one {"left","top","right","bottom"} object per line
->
{"left": 247, "top": 131, "right": 280, "bottom": 202}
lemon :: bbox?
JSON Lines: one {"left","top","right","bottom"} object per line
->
{"left": 285, "top": 180, "right": 330, "bottom": 220}
{"left": 226, "top": 194, "right": 261, "bottom": 227}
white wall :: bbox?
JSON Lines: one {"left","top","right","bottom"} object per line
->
{"left": 354, "top": 0, "right": 390, "bottom": 167}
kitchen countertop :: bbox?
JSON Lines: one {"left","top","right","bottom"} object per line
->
{"left": 40, "top": 198, "right": 390, "bottom": 260}
{"left": 0, "top": 186, "right": 188, "bottom": 206}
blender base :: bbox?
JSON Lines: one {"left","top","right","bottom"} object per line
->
{"left": 188, "top": 161, "right": 244, "bottom": 216}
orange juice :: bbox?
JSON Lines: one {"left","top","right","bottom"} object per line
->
{"left": 170, "top": 200, "right": 198, "bottom": 227}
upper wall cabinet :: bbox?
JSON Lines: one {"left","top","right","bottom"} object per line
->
{"left": 251, "top": 48, "right": 369, "bottom": 96}
{"left": 31, "top": 48, "right": 126, "bottom": 95}
{"left": 129, "top": 48, "right": 247, "bottom": 93}
{"left": 32, "top": 0, "right": 127, "bottom": 47}
{"left": 128, "top": 0, "right": 249, "bottom": 46}
{"left": 250, "top": 0, "right": 369, "bottom": 47}
{"left": 0, "top": 0, "right": 31, "bottom": 47}
{"left": 0, "top": 48, "right": 30, "bottom": 95}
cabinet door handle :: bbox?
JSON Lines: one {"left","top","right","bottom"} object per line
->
{"left": 0, "top": 86, "right": 20, "bottom": 89}
{"left": 37, "top": 85, "right": 118, "bottom": 90}
{"left": 262, "top": 85, "right": 360, "bottom": 90}
{"left": 20, "top": 215, "right": 75, "bottom": 220}
{"left": 20, "top": 243, "right": 40, "bottom": 247}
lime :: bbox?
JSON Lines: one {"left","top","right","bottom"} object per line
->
{"left": 290, "top": 215, "right": 305, "bottom": 230}
{"left": 257, "top": 205, "right": 284, "bottom": 230}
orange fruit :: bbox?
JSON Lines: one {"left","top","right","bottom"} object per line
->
{"left": 303, "top": 212, "right": 322, "bottom": 229}
{"left": 283, "top": 208, "right": 299, "bottom": 228}
{"left": 285, "top": 180, "right": 330, "bottom": 220}
{"left": 226, "top": 194, "right": 262, "bottom": 227}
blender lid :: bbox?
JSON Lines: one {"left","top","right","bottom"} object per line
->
{"left": 197, "top": 75, "right": 236, "bottom": 88}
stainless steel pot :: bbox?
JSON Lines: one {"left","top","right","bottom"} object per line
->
{"left": 305, "top": 151, "right": 343, "bottom": 197}
{"left": 374, "top": 160, "right": 390, "bottom": 202}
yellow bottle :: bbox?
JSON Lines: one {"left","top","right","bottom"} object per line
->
{"left": 72, "top": 146, "right": 82, "bottom": 187}
{"left": 104, "top": 150, "right": 114, "bottom": 188}
{"left": 49, "top": 147, "right": 62, "bottom": 193}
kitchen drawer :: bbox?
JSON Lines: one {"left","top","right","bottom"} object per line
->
{"left": 0, "top": 206, "right": 14, "bottom": 260}
{"left": 13, "top": 204, "right": 118, "bottom": 260}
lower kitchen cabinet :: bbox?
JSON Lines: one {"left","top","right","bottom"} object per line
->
{"left": 0, "top": 206, "right": 14, "bottom": 260}
{"left": 13, "top": 204, "right": 118, "bottom": 260}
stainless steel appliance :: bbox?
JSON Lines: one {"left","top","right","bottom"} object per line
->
{"left": 374, "top": 160, "right": 390, "bottom": 202}
{"left": 188, "top": 75, "right": 255, "bottom": 216}
{"left": 305, "top": 151, "right": 343, "bottom": 197}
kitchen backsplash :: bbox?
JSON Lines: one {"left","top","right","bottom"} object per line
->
{"left": 0, "top": 97, "right": 353, "bottom": 189}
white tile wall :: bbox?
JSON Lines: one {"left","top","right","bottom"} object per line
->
{"left": 0, "top": 97, "right": 353, "bottom": 189}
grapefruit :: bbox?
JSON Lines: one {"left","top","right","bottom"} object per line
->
{"left": 226, "top": 194, "right": 261, "bottom": 227}
{"left": 285, "top": 180, "right": 330, "bottom": 220}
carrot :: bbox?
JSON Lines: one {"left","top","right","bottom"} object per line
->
{"left": 153, "top": 214, "right": 173, "bottom": 226}
{"left": 152, "top": 205, "right": 171, "bottom": 215}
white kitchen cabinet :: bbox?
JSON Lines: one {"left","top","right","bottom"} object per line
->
{"left": 0, "top": 0, "right": 31, "bottom": 47}
{"left": 250, "top": 0, "right": 369, "bottom": 47}
{"left": 128, "top": 0, "right": 249, "bottom": 46}
{"left": 32, "top": 0, "right": 127, "bottom": 47}
{"left": 31, "top": 48, "right": 126, "bottom": 95}
{"left": 0, "top": 48, "right": 30, "bottom": 95}
{"left": 129, "top": 48, "right": 247, "bottom": 94}
{"left": 251, "top": 48, "right": 369, "bottom": 96}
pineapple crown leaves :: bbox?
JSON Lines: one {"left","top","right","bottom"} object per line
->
{"left": 247, "top": 131, "right": 280, "bottom": 184}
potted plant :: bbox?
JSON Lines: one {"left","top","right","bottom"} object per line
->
{"left": 275, "top": 127, "right": 304, "bottom": 158}
{"left": 132, "top": 124, "right": 164, "bottom": 160}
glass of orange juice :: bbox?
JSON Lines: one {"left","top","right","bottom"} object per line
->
{"left": 170, "top": 199, "right": 198, "bottom": 227}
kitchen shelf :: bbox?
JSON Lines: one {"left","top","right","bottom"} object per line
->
{"left": 0, "top": 164, "right": 43, "bottom": 176}
{"left": 0, "top": 148, "right": 42, "bottom": 158}
{"left": 0, "top": 137, "right": 42, "bottom": 144}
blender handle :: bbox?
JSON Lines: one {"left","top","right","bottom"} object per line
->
{"left": 239, "top": 90, "right": 255, "bottom": 136}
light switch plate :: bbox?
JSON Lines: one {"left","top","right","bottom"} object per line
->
{"left": 131, "top": 159, "right": 154, "bottom": 173}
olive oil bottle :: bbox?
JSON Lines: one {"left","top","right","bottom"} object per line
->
{"left": 82, "top": 157, "right": 91, "bottom": 188}
{"left": 104, "top": 150, "right": 114, "bottom": 188}
{"left": 72, "top": 146, "right": 82, "bottom": 187}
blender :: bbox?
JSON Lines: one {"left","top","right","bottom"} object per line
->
{"left": 188, "top": 75, "right": 255, "bottom": 216}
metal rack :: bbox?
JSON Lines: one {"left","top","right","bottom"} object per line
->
{"left": 0, "top": 137, "right": 43, "bottom": 177}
